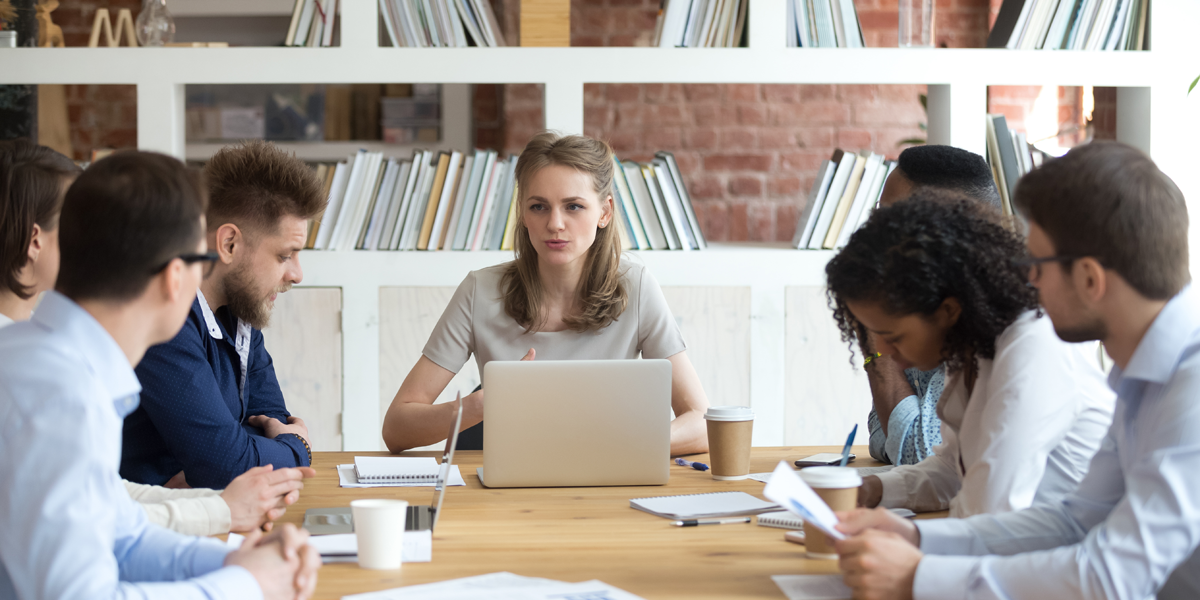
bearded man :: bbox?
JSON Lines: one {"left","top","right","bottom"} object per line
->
{"left": 121, "top": 141, "right": 327, "bottom": 489}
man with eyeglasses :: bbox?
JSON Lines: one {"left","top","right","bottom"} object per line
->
{"left": 0, "top": 151, "right": 322, "bottom": 599}
{"left": 121, "top": 140, "right": 328, "bottom": 490}
{"left": 833, "top": 141, "right": 1200, "bottom": 600}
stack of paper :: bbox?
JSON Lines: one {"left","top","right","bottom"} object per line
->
{"left": 344, "top": 572, "right": 647, "bottom": 600}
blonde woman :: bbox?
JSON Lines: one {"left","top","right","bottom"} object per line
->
{"left": 382, "top": 132, "right": 710, "bottom": 455}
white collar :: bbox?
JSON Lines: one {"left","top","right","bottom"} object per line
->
{"left": 196, "top": 289, "right": 224, "bottom": 340}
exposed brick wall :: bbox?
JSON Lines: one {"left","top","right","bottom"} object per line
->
{"left": 1092, "top": 87, "right": 1118, "bottom": 140}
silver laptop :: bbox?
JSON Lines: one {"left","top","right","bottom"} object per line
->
{"left": 303, "top": 393, "right": 463, "bottom": 534}
{"left": 477, "top": 359, "right": 671, "bottom": 488}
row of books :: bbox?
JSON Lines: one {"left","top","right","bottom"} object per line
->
{"left": 987, "top": 0, "right": 1148, "bottom": 50}
{"left": 985, "top": 114, "right": 1045, "bottom": 220}
{"left": 790, "top": 150, "right": 895, "bottom": 250}
{"left": 305, "top": 149, "right": 707, "bottom": 252}
{"left": 379, "top": 0, "right": 506, "bottom": 48}
{"left": 786, "top": 0, "right": 866, "bottom": 48}
{"left": 654, "top": 0, "right": 749, "bottom": 48}
{"left": 285, "top": 0, "right": 338, "bottom": 47}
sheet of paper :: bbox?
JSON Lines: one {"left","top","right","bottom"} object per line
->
{"left": 338, "top": 464, "right": 466, "bottom": 488}
{"left": 344, "top": 572, "right": 647, "bottom": 600}
{"left": 762, "top": 461, "right": 845, "bottom": 542}
{"left": 771, "top": 575, "right": 853, "bottom": 600}
{"left": 752, "top": 464, "right": 892, "bottom": 484}
{"left": 228, "top": 530, "right": 432, "bottom": 563}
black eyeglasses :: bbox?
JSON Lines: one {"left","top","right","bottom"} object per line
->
{"left": 1012, "top": 255, "right": 1096, "bottom": 280}
{"left": 153, "top": 251, "right": 220, "bottom": 277}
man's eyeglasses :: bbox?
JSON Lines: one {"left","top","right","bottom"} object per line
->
{"left": 153, "top": 251, "right": 220, "bottom": 278}
{"left": 1012, "top": 255, "right": 1090, "bottom": 281}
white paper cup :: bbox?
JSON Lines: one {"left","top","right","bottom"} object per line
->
{"left": 351, "top": 499, "right": 407, "bottom": 570}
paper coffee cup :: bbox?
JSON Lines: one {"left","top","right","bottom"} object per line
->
{"left": 798, "top": 467, "right": 862, "bottom": 559}
{"left": 351, "top": 499, "right": 408, "bottom": 570}
{"left": 704, "top": 406, "right": 754, "bottom": 480}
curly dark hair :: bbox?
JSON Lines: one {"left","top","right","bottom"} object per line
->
{"left": 824, "top": 190, "right": 1038, "bottom": 374}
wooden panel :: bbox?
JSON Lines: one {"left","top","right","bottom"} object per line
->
{"left": 660, "top": 286, "right": 751, "bottom": 408}
{"left": 261, "top": 287, "right": 342, "bottom": 451}
{"left": 784, "top": 286, "right": 871, "bottom": 446}
{"left": 520, "top": 0, "right": 570, "bottom": 46}
{"left": 379, "top": 287, "right": 481, "bottom": 451}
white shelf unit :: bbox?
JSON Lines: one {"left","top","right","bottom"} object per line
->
{"left": 5, "top": 0, "right": 1197, "bottom": 451}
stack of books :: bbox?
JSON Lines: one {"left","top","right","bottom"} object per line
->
{"left": 987, "top": 0, "right": 1148, "bottom": 50}
{"left": 791, "top": 150, "right": 895, "bottom": 250}
{"left": 985, "top": 114, "right": 1045, "bottom": 219}
{"left": 380, "top": 87, "right": 440, "bottom": 144}
{"left": 653, "top": 0, "right": 749, "bottom": 48}
{"left": 305, "top": 149, "right": 707, "bottom": 252}
{"left": 787, "top": 0, "right": 866, "bottom": 48}
{"left": 379, "top": 0, "right": 505, "bottom": 47}
{"left": 285, "top": 0, "right": 338, "bottom": 47}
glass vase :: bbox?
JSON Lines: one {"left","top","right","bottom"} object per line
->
{"left": 136, "top": 0, "right": 175, "bottom": 47}
{"left": 899, "top": 0, "right": 934, "bottom": 48}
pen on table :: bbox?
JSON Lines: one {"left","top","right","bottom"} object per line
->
{"left": 671, "top": 517, "right": 751, "bottom": 527}
{"left": 674, "top": 458, "right": 709, "bottom": 471}
{"left": 838, "top": 424, "right": 857, "bottom": 467}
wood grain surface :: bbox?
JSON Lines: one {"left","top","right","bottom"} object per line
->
{"left": 284, "top": 446, "right": 937, "bottom": 599}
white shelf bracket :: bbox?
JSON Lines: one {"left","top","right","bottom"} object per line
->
{"left": 137, "top": 83, "right": 186, "bottom": 159}
{"left": 926, "top": 83, "right": 987, "bottom": 159}
{"left": 544, "top": 80, "right": 584, "bottom": 135}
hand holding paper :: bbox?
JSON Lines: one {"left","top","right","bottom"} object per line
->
{"left": 762, "top": 461, "right": 845, "bottom": 541}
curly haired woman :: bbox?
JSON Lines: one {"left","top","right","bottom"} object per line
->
{"left": 825, "top": 191, "right": 1114, "bottom": 518}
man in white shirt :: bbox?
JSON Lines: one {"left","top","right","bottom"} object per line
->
{"left": 834, "top": 141, "right": 1200, "bottom": 599}
{"left": 0, "top": 151, "right": 320, "bottom": 599}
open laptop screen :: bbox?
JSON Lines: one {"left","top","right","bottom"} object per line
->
{"left": 430, "top": 393, "right": 463, "bottom": 529}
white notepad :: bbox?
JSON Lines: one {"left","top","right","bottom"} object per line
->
{"left": 353, "top": 456, "right": 440, "bottom": 483}
{"left": 630, "top": 491, "right": 778, "bottom": 519}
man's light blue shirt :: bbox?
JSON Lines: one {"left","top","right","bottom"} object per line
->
{"left": 912, "top": 285, "right": 1200, "bottom": 600}
{"left": 0, "top": 292, "right": 262, "bottom": 600}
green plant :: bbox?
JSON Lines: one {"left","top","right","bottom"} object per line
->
{"left": 898, "top": 93, "right": 928, "bottom": 147}
{"left": 1190, "top": 75, "right": 1199, "bottom": 95}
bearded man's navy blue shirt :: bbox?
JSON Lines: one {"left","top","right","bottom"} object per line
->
{"left": 121, "top": 292, "right": 310, "bottom": 489}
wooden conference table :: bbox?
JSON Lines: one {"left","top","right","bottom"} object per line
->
{"left": 285, "top": 446, "right": 942, "bottom": 599}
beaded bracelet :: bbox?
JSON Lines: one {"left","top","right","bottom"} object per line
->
{"left": 286, "top": 433, "right": 312, "bottom": 464}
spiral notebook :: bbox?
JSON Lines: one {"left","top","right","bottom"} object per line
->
{"left": 630, "top": 491, "right": 778, "bottom": 519}
{"left": 353, "top": 456, "right": 440, "bottom": 483}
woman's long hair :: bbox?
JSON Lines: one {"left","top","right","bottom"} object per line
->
{"left": 0, "top": 139, "right": 78, "bottom": 299}
{"left": 501, "top": 131, "right": 627, "bottom": 333}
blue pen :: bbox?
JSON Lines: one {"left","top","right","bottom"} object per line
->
{"left": 674, "top": 458, "right": 709, "bottom": 471}
{"left": 838, "top": 424, "right": 858, "bottom": 467}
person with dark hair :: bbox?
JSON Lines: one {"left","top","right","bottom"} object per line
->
{"left": 826, "top": 191, "right": 1113, "bottom": 518}
{"left": 0, "top": 150, "right": 321, "bottom": 599}
{"left": 0, "top": 138, "right": 78, "bottom": 326}
{"left": 863, "top": 145, "right": 1005, "bottom": 468}
{"left": 0, "top": 140, "right": 314, "bottom": 537}
{"left": 833, "top": 142, "right": 1200, "bottom": 600}
{"left": 122, "top": 140, "right": 328, "bottom": 490}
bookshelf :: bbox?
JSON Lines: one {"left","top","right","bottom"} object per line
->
{"left": 4, "top": 0, "right": 1196, "bottom": 451}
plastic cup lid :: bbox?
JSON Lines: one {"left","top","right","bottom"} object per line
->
{"left": 704, "top": 405, "right": 754, "bottom": 421}
{"left": 798, "top": 466, "right": 862, "bottom": 488}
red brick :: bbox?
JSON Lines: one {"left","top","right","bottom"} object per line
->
{"left": 644, "top": 127, "right": 682, "bottom": 149}
{"left": 762, "top": 84, "right": 801, "bottom": 103}
{"left": 671, "top": 151, "right": 701, "bottom": 174}
{"left": 776, "top": 204, "right": 801, "bottom": 242}
{"left": 729, "top": 201, "right": 749, "bottom": 239}
{"left": 645, "top": 104, "right": 686, "bottom": 126}
{"left": 837, "top": 128, "right": 874, "bottom": 149}
{"left": 854, "top": 101, "right": 926, "bottom": 126}
{"left": 585, "top": 105, "right": 613, "bottom": 130}
{"left": 769, "top": 102, "right": 851, "bottom": 126}
{"left": 730, "top": 176, "right": 763, "bottom": 197}
{"left": 704, "top": 154, "right": 772, "bottom": 172}
{"left": 718, "top": 128, "right": 757, "bottom": 149}
{"left": 799, "top": 85, "right": 836, "bottom": 101}
{"left": 644, "top": 84, "right": 683, "bottom": 103}
{"left": 608, "top": 34, "right": 644, "bottom": 46}
{"left": 613, "top": 105, "right": 643, "bottom": 128}
{"left": 780, "top": 151, "right": 829, "bottom": 172}
{"left": 758, "top": 128, "right": 794, "bottom": 150}
{"left": 689, "top": 174, "right": 724, "bottom": 200}
{"left": 838, "top": 85, "right": 880, "bottom": 103}
{"left": 747, "top": 202, "right": 774, "bottom": 242}
{"left": 683, "top": 84, "right": 722, "bottom": 102}
{"left": 607, "top": 130, "right": 641, "bottom": 153}
{"left": 724, "top": 84, "right": 760, "bottom": 103}
{"left": 794, "top": 127, "right": 837, "bottom": 148}
{"left": 696, "top": 200, "right": 730, "bottom": 241}
{"left": 507, "top": 84, "right": 544, "bottom": 105}
{"left": 737, "top": 104, "right": 768, "bottom": 126}
{"left": 583, "top": 83, "right": 605, "bottom": 104}
{"left": 768, "top": 175, "right": 803, "bottom": 197}
{"left": 573, "top": 34, "right": 604, "bottom": 46}
{"left": 604, "top": 84, "right": 639, "bottom": 104}
{"left": 684, "top": 127, "right": 718, "bottom": 150}
{"left": 857, "top": 9, "right": 894, "bottom": 30}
